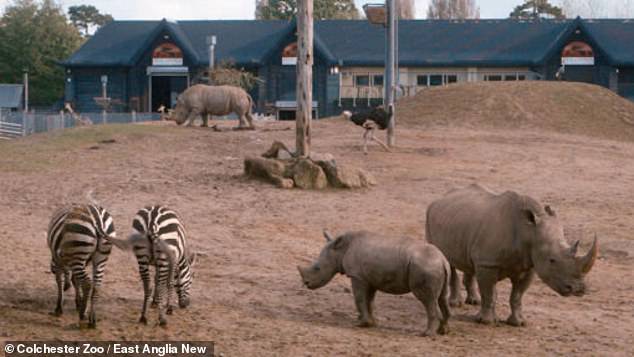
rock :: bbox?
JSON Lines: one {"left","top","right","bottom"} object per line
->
{"left": 358, "top": 168, "right": 377, "bottom": 187}
{"left": 316, "top": 160, "right": 376, "bottom": 188}
{"left": 244, "top": 157, "right": 288, "bottom": 185}
{"left": 262, "top": 141, "right": 294, "bottom": 159}
{"left": 277, "top": 150, "right": 293, "bottom": 160}
{"left": 291, "top": 159, "right": 328, "bottom": 190}
{"left": 310, "top": 152, "right": 335, "bottom": 163}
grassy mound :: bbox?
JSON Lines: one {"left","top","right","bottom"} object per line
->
{"left": 397, "top": 81, "right": 634, "bottom": 141}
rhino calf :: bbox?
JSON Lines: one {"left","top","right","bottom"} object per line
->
{"left": 298, "top": 231, "right": 451, "bottom": 336}
{"left": 168, "top": 84, "right": 255, "bottom": 129}
{"left": 426, "top": 184, "right": 598, "bottom": 326}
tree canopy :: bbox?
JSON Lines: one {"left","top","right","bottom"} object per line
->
{"left": 255, "top": 0, "right": 360, "bottom": 20}
{"left": 427, "top": 0, "right": 480, "bottom": 20}
{"left": 68, "top": 4, "right": 113, "bottom": 37}
{"left": 509, "top": 0, "right": 565, "bottom": 20}
{"left": 0, "top": 0, "right": 83, "bottom": 107}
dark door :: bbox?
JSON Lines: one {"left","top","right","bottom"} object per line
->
{"left": 565, "top": 66, "right": 595, "bottom": 84}
{"left": 277, "top": 67, "right": 296, "bottom": 101}
{"left": 151, "top": 76, "right": 171, "bottom": 112}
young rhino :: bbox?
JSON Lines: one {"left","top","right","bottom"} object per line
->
{"left": 297, "top": 230, "right": 451, "bottom": 336}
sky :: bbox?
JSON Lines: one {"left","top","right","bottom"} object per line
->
{"left": 0, "top": 0, "right": 631, "bottom": 20}
{"left": 0, "top": 0, "right": 529, "bottom": 20}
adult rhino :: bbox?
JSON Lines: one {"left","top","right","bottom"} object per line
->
{"left": 167, "top": 84, "right": 255, "bottom": 129}
{"left": 425, "top": 184, "right": 598, "bottom": 326}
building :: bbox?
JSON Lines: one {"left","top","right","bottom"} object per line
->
{"left": 0, "top": 84, "right": 24, "bottom": 112}
{"left": 62, "top": 17, "right": 634, "bottom": 118}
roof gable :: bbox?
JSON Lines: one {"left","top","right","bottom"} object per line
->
{"left": 63, "top": 18, "right": 634, "bottom": 69}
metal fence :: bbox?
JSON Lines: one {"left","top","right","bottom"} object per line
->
{"left": 0, "top": 110, "right": 162, "bottom": 139}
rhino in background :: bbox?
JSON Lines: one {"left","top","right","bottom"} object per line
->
{"left": 166, "top": 84, "right": 255, "bottom": 129}
{"left": 425, "top": 184, "right": 598, "bottom": 326}
{"left": 298, "top": 231, "right": 451, "bottom": 336}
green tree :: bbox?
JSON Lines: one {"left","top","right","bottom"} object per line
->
{"left": 509, "top": 0, "right": 564, "bottom": 20}
{"left": 0, "top": 0, "right": 83, "bottom": 107}
{"left": 256, "top": 0, "right": 360, "bottom": 20}
{"left": 68, "top": 5, "right": 113, "bottom": 37}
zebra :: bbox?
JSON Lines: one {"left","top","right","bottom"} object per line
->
{"left": 110, "top": 205, "right": 195, "bottom": 326}
{"left": 47, "top": 204, "right": 116, "bottom": 328}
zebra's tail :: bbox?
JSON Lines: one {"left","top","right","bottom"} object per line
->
{"left": 105, "top": 233, "right": 145, "bottom": 251}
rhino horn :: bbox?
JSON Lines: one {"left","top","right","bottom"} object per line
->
{"left": 570, "top": 240, "right": 580, "bottom": 255}
{"left": 577, "top": 235, "right": 598, "bottom": 274}
{"left": 323, "top": 230, "right": 334, "bottom": 242}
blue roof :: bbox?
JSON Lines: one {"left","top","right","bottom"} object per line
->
{"left": 63, "top": 18, "right": 634, "bottom": 68}
{"left": 579, "top": 19, "right": 634, "bottom": 66}
{"left": 0, "top": 84, "right": 23, "bottom": 109}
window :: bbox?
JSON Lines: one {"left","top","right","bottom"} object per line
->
{"left": 373, "top": 75, "right": 384, "bottom": 86}
{"left": 355, "top": 75, "right": 370, "bottom": 87}
{"left": 446, "top": 75, "right": 458, "bottom": 84}
{"left": 486, "top": 75, "right": 503, "bottom": 81}
{"left": 518, "top": 75, "right": 526, "bottom": 81}
{"left": 417, "top": 75, "right": 428, "bottom": 86}
{"left": 430, "top": 75, "right": 443, "bottom": 86}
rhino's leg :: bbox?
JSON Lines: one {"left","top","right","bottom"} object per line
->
{"left": 246, "top": 111, "right": 255, "bottom": 128}
{"left": 507, "top": 270, "right": 534, "bottom": 327}
{"left": 351, "top": 278, "right": 376, "bottom": 327}
{"left": 463, "top": 273, "right": 481, "bottom": 305}
{"left": 202, "top": 113, "right": 210, "bottom": 127}
{"left": 474, "top": 267, "right": 498, "bottom": 325}
{"left": 438, "top": 284, "right": 451, "bottom": 335}
{"left": 185, "top": 109, "right": 199, "bottom": 127}
{"left": 449, "top": 266, "right": 463, "bottom": 307}
{"left": 412, "top": 288, "right": 442, "bottom": 337}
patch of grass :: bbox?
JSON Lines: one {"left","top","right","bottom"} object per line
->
{"left": 0, "top": 123, "right": 171, "bottom": 173}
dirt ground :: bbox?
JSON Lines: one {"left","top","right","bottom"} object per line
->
{"left": 1, "top": 92, "right": 634, "bottom": 356}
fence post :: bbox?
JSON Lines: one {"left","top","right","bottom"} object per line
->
{"left": 102, "top": 110, "right": 107, "bottom": 125}
{"left": 132, "top": 110, "right": 137, "bottom": 123}
{"left": 60, "top": 110, "right": 65, "bottom": 128}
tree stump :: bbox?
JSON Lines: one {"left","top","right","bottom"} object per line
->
{"left": 244, "top": 142, "right": 376, "bottom": 190}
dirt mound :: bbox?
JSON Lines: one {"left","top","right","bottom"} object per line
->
{"left": 397, "top": 81, "right": 634, "bottom": 141}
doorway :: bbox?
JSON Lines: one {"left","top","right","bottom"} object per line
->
{"left": 150, "top": 75, "right": 188, "bottom": 112}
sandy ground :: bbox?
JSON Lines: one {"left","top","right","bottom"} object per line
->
{"left": 1, "top": 117, "right": 633, "bottom": 356}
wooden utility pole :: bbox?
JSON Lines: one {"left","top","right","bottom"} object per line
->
{"left": 385, "top": 0, "right": 396, "bottom": 147}
{"left": 296, "top": 0, "right": 313, "bottom": 158}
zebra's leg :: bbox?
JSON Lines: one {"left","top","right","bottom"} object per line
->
{"left": 63, "top": 269, "right": 72, "bottom": 291}
{"left": 71, "top": 265, "right": 91, "bottom": 322}
{"left": 138, "top": 260, "right": 152, "bottom": 324}
{"left": 52, "top": 265, "right": 64, "bottom": 316}
{"left": 88, "top": 252, "right": 109, "bottom": 328}
{"left": 166, "top": 266, "right": 177, "bottom": 315}
{"left": 156, "top": 258, "right": 171, "bottom": 326}
{"left": 151, "top": 267, "right": 160, "bottom": 308}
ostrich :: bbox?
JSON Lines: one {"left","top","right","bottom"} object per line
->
{"left": 343, "top": 106, "right": 392, "bottom": 154}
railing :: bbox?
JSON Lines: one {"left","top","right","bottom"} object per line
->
{"left": 0, "top": 110, "right": 163, "bottom": 139}
{"left": 338, "top": 85, "right": 431, "bottom": 107}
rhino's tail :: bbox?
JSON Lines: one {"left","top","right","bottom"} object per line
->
{"left": 247, "top": 93, "right": 255, "bottom": 112}
{"left": 439, "top": 259, "right": 452, "bottom": 322}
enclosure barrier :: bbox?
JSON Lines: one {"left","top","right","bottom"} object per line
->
{"left": 0, "top": 111, "right": 163, "bottom": 139}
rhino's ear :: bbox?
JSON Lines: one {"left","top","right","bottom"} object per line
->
{"left": 332, "top": 236, "right": 346, "bottom": 250}
{"left": 323, "top": 230, "right": 334, "bottom": 242}
{"left": 544, "top": 205, "right": 556, "bottom": 217}
{"left": 523, "top": 209, "right": 540, "bottom": 226}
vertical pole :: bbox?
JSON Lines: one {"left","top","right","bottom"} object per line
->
{"left": 23, "top": 71, "right": 29, "bottom": 113}
{"left": 385, "top": 0, "right": 396, "bottom": 147}
{"left": 296, "top": 0, "right": 313, "bottom": 158}
{"left": 102, "top": 81, "right": 107, "bottom": 124}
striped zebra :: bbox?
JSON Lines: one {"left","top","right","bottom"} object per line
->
{"left": 110, "top": 205, "right": 195, "bottom": 326}
{"left": 47, "top": 204, "right": 116, "bottom": 328}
